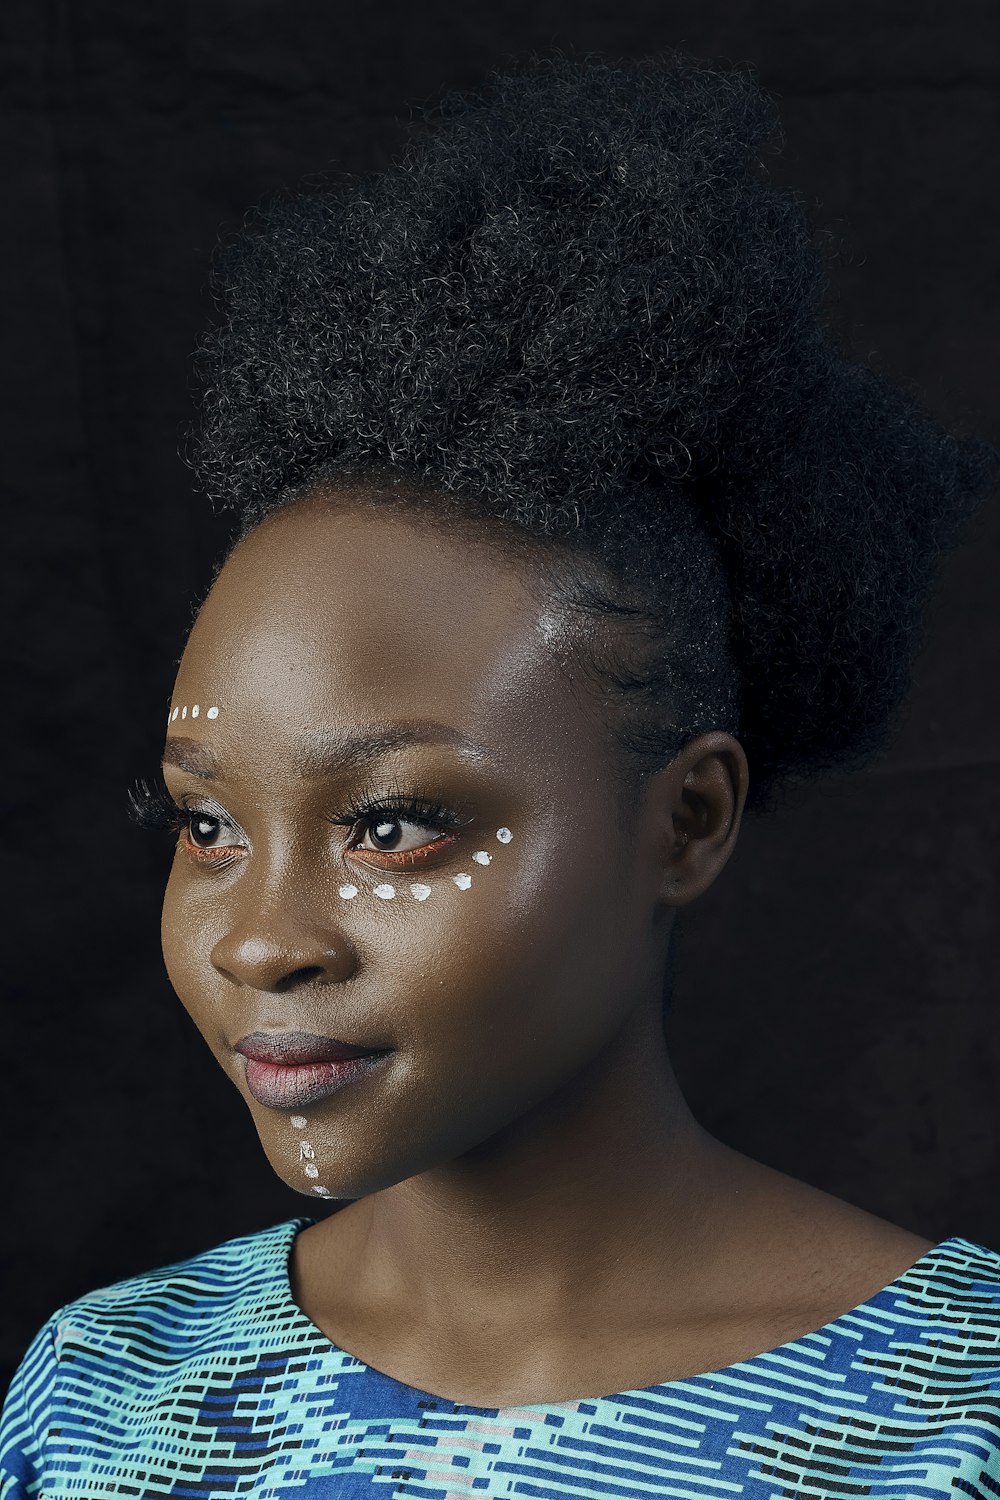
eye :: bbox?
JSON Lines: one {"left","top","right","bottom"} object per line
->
{"left": 359, "top": 814, "right": 450, "bottom": 856}
{"left": 179, "top": 805, "right": 247, "bottom": 863}
{"left": 186, "top": 810, "right": 227, "bottom": 849}
{"left": 328, "top": 790, "right": 466, "bottom": 869}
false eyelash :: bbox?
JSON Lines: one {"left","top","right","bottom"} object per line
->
{"left": 127, "top": 776, "right": 187, "bottom": 833}
{"left": 127, "top": 774, "right": 470, "bottom": 839}
{"left": 325, "top": 780, "right": 471, "bottom": 835}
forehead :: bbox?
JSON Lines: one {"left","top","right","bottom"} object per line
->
{"left": 174, "top": 496, "right": 593, "bottom": 763}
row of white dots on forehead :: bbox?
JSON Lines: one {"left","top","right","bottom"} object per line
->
{"left": 168, "top": 705, "right": 219, "bottom": 723}
{"left": 339, "top": 826, "right": 513, "bottom": 902}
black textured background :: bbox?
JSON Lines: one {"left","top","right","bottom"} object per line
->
{"left": 2, "top": 1, "right": 998, "bottom": 1392}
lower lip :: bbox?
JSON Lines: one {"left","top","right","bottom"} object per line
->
{"left": 241, "top": 1053, "right": 388, "bottom": 1110}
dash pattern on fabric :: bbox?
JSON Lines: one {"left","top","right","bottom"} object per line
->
{"left": 2, "top": 1217, "right": 999, "bottom": 1497}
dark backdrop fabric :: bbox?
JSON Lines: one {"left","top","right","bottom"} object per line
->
{"left": 2, "top": 1, "right": 998, "bottom": 1393}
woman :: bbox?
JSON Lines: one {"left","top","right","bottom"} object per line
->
{"left": 2, "top": 50, "right": 998, "bottom": 1498}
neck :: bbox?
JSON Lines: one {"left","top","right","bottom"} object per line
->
{"left": 309, "top": 992, "right": 745, "bottom": 1339}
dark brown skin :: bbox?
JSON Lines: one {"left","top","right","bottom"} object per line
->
{"left": 161, "top": 489, "right": 935, "bottom": 1409}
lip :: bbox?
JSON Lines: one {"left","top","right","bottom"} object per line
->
{"left": 240, "top": 1054, "right": 387, "bottom": 1110}
{"left": 235, "top": 1030, "right": 379, "bottom": 1065}
{"left": 234, "top": 1030, "right": 391, "bottom": 1111}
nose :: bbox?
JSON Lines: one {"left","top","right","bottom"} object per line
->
{"left": 210, "top": 898, "right": 358, "bottom": 992}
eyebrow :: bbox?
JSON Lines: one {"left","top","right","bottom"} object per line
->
{"left": 161, "top": 720, "right": 487, "bottom": 780}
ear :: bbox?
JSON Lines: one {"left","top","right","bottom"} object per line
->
{"left": 644, "top": 732, "right": 749, "bottom": 907}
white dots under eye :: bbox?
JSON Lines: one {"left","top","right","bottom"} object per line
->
{"left": 496, "top": 827, "right": 513, "bottom": 843}
{"left": 191, "top": 704, "right": 200, "bottom": 718}
{"left": 339, "top": 884, "right": 358, "bottom": 900}
{"left": 472, "top": 850, "right": 491, "bottom": 865}
{"left": 181, "top": 706, "right": 187, "bottom": 719}
{"left": 290, "top": 1116, "right": 307, "bottom": 1129}
{"left": 410, "top": 883, "right": 431, "bottom": 901}
{"left": 374, "top": 884, "right": 396, "bottom": 900}
{"left": 453, "top": 873, "right": 472, "bottom": 890}
{"left": 207, "top": 706, "right": 219, "bottom": 719}
{"left": 171, "top": 707, "right": 179, "bottom": 721}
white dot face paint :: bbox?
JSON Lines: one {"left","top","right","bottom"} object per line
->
{"left": 313, "top": 1185, "right": 333, "bottom": 1198}
{"left": 169, "top": 702, "right": 221, "bottom": 722}
{"left": 287, "top": 1117, "right": 324, "bottom": 1192}
{"left": 318, "top": 824, "right": 517, "bottom": 909}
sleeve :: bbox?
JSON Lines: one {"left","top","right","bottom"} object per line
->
{"left": 0, "top": 1316, "right": 60, "bottom": 1499}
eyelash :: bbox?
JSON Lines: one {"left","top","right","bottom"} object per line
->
{"left": 126, "top": 776, "right": 469, "bottom": 869}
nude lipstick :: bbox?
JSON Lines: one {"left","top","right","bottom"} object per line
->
{"left": 234, "top": 1030, "right": 389, "bottom": 1110}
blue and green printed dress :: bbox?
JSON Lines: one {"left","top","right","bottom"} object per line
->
{"left": 2, "top": 1217, "right": 999, "bottom": 1497}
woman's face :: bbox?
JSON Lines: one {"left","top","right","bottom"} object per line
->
{"left": 161, "top": 493, "right": 673, "bottom": 1201}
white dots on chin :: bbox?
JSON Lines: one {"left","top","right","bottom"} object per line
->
{"left": 181, "top": 706, "right": 187, "bottom": 719}
{"left": 410, "top": 883, "right": 432, "bottom": 901}
{"left": 171, "top": 707, "right": 179, "bottom": 721}
{"left": 338, "top": 884, "right": 358, "bottom": 900}
{"left": 374, "top": 883, "right": 396, "bottom": 900}
{"left": 191, "top": 704, "right": 200, "bottom": 718}
{"left": 291, "top": 1122, "right": 320, "bottom": 1184}
{"left": 207, "top": 706, "right": 219, "bottom": 719}
{"left": 312, "top": 1185, "right": 333, "bottom": 1198}
{"left": 496, "top": 827, "right": 513, "bottom": 843}
{"left": 453, "top": 873, "right": 472, "bottom": 890}
{"left": 472, "top": 850, "right": 491, "bottom": 865}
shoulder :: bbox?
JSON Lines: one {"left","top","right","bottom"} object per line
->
{"left": 0, "top": 1218, "right": 308, "bottom": 1494}
{"left": 904, "top": 1234, "right": 1000, "bottom": 1333}
{"left": 844, "top": 1232, "right": 1000, "bottom": 1405}
{"left": 2, "top": 1217, "right": 305, "bottom": 1417}
{"left": 47, "top": 1217, "right": 306, "bottom": 1361}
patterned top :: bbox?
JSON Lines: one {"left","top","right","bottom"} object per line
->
{"left": 2, "top": 1217, "right": 999, "bottom": 1498}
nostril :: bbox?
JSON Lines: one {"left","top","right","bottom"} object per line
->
{"left": 274, "top": 965, "right": 327, "bottom": 992}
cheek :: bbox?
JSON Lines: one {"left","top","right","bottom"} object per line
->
{"left": 308, "top": 875, "right": 635, "bottom": 1197}
{"left": 375, "top": 835, "right": 634, "bottom": 1075}
{"left": 160, "top": 862, "right": 222, "bottom": 1038}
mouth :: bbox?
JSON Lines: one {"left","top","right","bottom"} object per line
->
{"left": 234, "top": 1030, "right": 391, "bottom": 1111}
{"left": 235, "top": 1030, "right": 381, "bottom": 1066}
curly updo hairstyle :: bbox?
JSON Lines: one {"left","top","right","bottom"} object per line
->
{"left": 185, "top": 51, "right": 998, "bottom": 819}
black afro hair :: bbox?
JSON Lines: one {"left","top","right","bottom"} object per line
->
{"left": 184, "top": 50, "right": 999, "bottom": 818}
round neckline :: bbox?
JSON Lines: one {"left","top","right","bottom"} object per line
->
{"left": 274, "top": 1215, "right": 965, "bottom": 1415}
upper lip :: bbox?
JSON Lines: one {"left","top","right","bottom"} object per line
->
{"left": 234, "top": 1030, "right": 383, "bottom": 1065}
